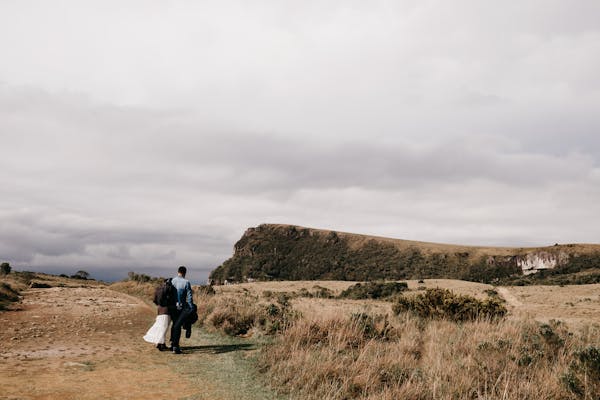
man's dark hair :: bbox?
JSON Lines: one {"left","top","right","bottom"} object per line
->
{"left": 178, "top": 265, "right": 187, "bottom": 276}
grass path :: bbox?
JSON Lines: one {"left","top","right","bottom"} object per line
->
{"left": 112, "top": 281, "right": 287, "bottom": 400}
{"left": 497, "top": 287, "right": 524, "bottom": 308}
{"left": 168, "top": 328, "right": 287, "bottom": 400}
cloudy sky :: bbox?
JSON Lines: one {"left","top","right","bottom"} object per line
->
{"left": 1, "top": 1, "right": 599, "bottom": 282}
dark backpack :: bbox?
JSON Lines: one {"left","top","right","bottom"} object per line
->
{"left": 154, "top": 278, "right": 176, "bottom": 307}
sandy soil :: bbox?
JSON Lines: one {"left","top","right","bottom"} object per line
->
{"left": 0, "top": 286, "right": 199, "bottom": 400}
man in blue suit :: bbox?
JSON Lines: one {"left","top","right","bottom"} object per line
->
{"left": 169, "top": 265, "right": 194, "bottom": 354}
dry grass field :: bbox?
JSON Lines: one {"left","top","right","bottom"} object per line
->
{"left": 3, "top": 272, "right": 599, "bottom": 399}
{"left": 213, "top": 279, "right": 600, "bottom": 326}
{"left": 499, "top": 284, "right": 600, "bottom": 327}
{"left": 198, "top": 279, "right": 600, "bottom": 399}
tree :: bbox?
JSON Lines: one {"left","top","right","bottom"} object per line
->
{"left": 0, "top": 262, "right": 11, "bottom": 275}
{"left": 72, "top": 270, "right": 90, "bottom": 280}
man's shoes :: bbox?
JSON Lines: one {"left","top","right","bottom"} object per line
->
{"left": 156, "top": 343, "right": 167, "bottom": 351}
{"left": 172, "top": 347, "right": 182, "bottom": 354}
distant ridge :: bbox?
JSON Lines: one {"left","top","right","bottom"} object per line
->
{"left": 210, "top": 224, "right": 600, "bottom": 285}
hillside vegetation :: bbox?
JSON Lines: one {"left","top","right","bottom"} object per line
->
{"left": 210, "top": 224, "right": 600, "bottom": 284}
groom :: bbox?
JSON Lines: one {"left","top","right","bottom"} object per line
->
{"left": 169, "top": 265, "right": 194, "bottom": 354}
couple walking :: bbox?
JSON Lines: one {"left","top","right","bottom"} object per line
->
{"left": 143, "top": 266, "right": 196, "bottom": 354}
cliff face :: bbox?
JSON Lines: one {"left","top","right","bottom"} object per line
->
{"left": 209, "top": 224, "right": 600, "bottom": 284}
{"left": 516, "top": 251, "right": 569, "bottom": 275}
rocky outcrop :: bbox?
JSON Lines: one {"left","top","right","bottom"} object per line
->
{"left": 210, "top": 224, "right": 600, "bottom": 284}
{"left": 516, "top": 251, "right": 569, "bottom": 275}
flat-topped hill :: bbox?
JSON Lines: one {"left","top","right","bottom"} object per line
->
{"left": 210, "top": 224, "right": 600, "bottom": 284}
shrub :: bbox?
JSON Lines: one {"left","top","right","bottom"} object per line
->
{"left": 209, "top": 304, "right": 257, "bottom": 335}
{"left": 561, "top": 371, "right": 583, "bottom": 396}
{"left": 14, "top": 271, "right": 35, "bottom": 285}
{"left": 350, "top": 313, "right": 395, "bottom": 341}
{"left": 30, "top": 282, "right": 52, "bottom": 288}
{"left": 204, "top": 293, "right": 299, "bottom": 336}
{"left": 561, "top": 346, "right": 600, "bottom": 396}
{"left": 312, "top": 285, "right": 335, "bottom": 298}
{"left": 296, "top": 286, "right": 335, "bottom": 299}
{"left": 576, "top": 346, "right": 600, "bottom": 379}
{"left": 126, "top": 271, "right": 160, "bottom": 283}
{"left": 339, "top": 281, "right": 408, "bottom": 300}
{"left": 261, "top": 301, "right": 300, "bottom": 334}
{"left": 71, "top": 270, "right": 90, "bottom": 280}
{"left": 392, "top": 288, "right": 507, "bottom": 321}
{"left": 0, "top": 262, "right": 11, "bottom": 275}
{"left": 0, "top": 282, "right": 20, "bottom": 310}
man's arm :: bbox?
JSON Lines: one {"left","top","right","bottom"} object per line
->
{"left": 186, "top": 281, "right": 193, "bottom": 307}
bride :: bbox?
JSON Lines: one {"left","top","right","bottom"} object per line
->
{"left": 143, "top": 278, "right": 175, "bottom": 351}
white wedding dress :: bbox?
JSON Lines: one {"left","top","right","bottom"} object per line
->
{"left": 143, "top": 314, "right": 171, "bottom": 344}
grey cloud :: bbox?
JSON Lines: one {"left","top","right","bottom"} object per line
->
{"left": 0, "top": 206, "right": 233, "bottom": 277}
{"left": 2, "top": 85, "right": 596, "bottom": 196}
{"left": 1, "top": 1, "right": 600, "bottom": 279}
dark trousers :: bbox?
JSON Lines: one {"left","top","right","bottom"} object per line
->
{"left": 170, "top": 307, "right": 192, "bottom": 348}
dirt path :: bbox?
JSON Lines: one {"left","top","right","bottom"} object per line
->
{"left": 497, "top": 287, "right": 524, "bottom": 308}
{"left": 0, "top": 286, "right": 283, "bottom": 400}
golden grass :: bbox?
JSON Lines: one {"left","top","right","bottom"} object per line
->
{"left": 201, "top": 279, "right": 600, "bottom": 399}
{"left": 109, "top": 280, "right": 156, "bottom": 304}
{"left": 108, "top": 276, "right": 600, "bottom": 399}
{"left": 215, "top": 280, "right": 600, "bottom": 326}
{"left": 259, "top": 313, "right": 600, "bottom": 400}
{"left": 292, "top": 298, "right": 393, "bottom": 321}
{"left": 215, "top": 280, "right": 358, "bottom": 296}
{"left": 215, "top": 279, "right": 493, "bottom": 297}
{"left": 498, "top": 284, "right": 600, "bottom": 327}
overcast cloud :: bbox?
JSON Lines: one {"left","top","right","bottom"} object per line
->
{"left": 1, "top": 1, "right": 599, "bottom": 281}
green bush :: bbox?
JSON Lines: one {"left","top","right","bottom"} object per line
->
{"left": 260, "top": 301, "right": 300, "bottom": 334}
{"left": 561, "top": 346, "right": 600, "bottom": 396}
{"left": 350, "top": 313, "right": 394, "bottom": 340}
{"left": 210, "top": 307, "right": 256, "bottom": 335}
{"left": 340, "top": 281, "right": 408, "bottom": 300}
{"left": 208, "top": 294, "right": 300, "bottom": 336}
{"left": 296, "top": 286, "right": 335, "bottom": 299}
{"left": 0, "top": 262, "right": 11, "bottom": 275}
{"left": 126, "top": 271, "right": 161, "bottom": 284}
{"left": 71, "top": 270, "right": 90, "bottom": 280}
{"left": 576, "top": 346, "right": 600, "bottom": 378}
{"left": 392, "top": 288, "right": 507, "bottom": 322}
